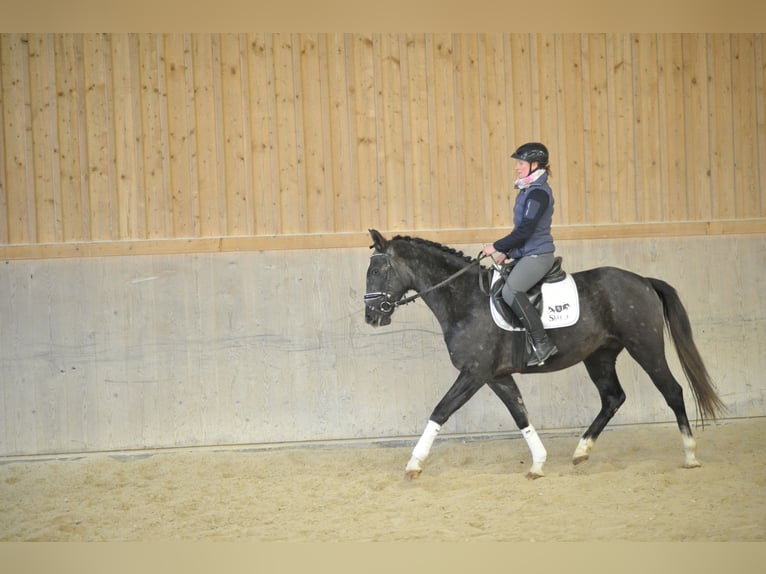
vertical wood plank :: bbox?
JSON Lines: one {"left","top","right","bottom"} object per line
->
{"left": 218, "top": 34, "right": 252, "bottom": 235}
{"left": 247, "top": 33, "right": 278, "bottom": 235}
{"left": 0, "top": 36, "right": 6, "bottom": 244}
{"left": 556, "top": 34, "right": 586, "bottom": 225}
{"left": 347, "top": 34, "right": 379, "bottom": 230}
{"left": 431, "top": 33, "right": 458, "bottom": 229}
{"left": 299, "top": 34, "right": 332, "bottom": 233}
{"left": 402, "top": 33, "right": 434, "bottom": 229}
{"left": 581, "top": 33, "right": 612, "bottom": 223}
{"left": 325, "top": 33, "right": 355, "bottom": 232}
{"left": 137, "top": 34, "right": 170, "bottom": 238}
{"left": 731, "top": 34, "right": 760, "bottom": 219}
{"left": 164, "top": 33, "right": 196, "bottom": 237}
{"left": 532, "top": 34, "right": 559, "bottom": 156}
{"left": 82, "top": 33, "right": 118, "bottom": 240}
{"left": 683, "top": 33, "right": 713, "bottom": 220}
{"left": 272, "top": 33, "right": 302, "bottom": 234}
{"left": 110, "top": 34, "right": 142, "bottom": 239}
{"left": 707, "top": 34, "right": 735, "bottom": 220}
{"left": 1, "top": 34, "right": 36, "bottom": 243}
{"left": 455, "top": 33, "right": 485, "bottom": 228}
{"left": 657, "top": 33, "right": 689, "bottom": 221}
{"left": 482, "top": 33, "right": 511, "bottom": 227}
{"left": 28, "top": 34, "right": 61, "bottom": 243}
{"left": 633, "top": 34, "right": 663, "bottom": 222}
{"left": 606, "top": 33, "right": 637, "bottom": 223}
{"left": 192, "top": 33, "right": 226, "bottom": 236}
{"left": 758, "top": 34, "right": 766, "bottom": 217}
{"left": 376, "top": 33, "right": 407, "bottom": 230}
{"left": 507, "top": 34, "right": 533, "bottom": 143}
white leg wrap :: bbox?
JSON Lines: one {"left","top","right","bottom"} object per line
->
{"left": 521, "top": 425, "right": 547, "bottom": 476}
{"left": 412, "top": 420, "right": 441, "bottom": 462}
{"left": 521, "top": 425, "right": 547, "bottom": 463}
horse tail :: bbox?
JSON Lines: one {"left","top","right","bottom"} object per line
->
{"left": 649, "top": 278, "right": 726, "bottom": 425}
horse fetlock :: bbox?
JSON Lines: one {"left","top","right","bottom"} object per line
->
{"left": 405, "top": 456, "right": 424, "bottom": 478}
{"left": 572, "top": 437, "right": 594, "bottom": 465}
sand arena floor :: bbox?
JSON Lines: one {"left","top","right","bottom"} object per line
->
{"left": 1, "top": 417, "right": 764, "bottom": 541}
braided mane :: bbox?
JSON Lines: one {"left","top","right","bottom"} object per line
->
{"left": 391, "top": 235, "right": 474, "bottom": 264}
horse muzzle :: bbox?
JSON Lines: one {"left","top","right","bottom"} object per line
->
{"left": 364, "top": 292, "right": 396, "bottom": 326}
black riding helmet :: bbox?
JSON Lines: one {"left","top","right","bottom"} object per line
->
{"left": 511, "top": 142, "right": 549, "bottom": 169}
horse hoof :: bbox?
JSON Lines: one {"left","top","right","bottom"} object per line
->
{"left": 573, "top": 455, "right": 589, "bottom": 466}
{"left": 683, "top": 461, "right": 702, "bottom": 469}
{"left": 525, "top": 471, "right": 544, "bottom": 480}
{"left": 405, "top": 469, "right": 422, "bottom": 480}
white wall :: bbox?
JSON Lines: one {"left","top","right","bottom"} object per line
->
{"left": 1, "top": 234, "right": 764, "bottom": 456}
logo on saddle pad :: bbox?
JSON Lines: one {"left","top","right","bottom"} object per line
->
{"left": 490, "top": 271, "right": 580, "bottom": 331}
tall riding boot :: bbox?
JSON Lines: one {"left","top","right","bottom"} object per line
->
{"left": 509, "top": 291, "right": 558, "bottom": 366}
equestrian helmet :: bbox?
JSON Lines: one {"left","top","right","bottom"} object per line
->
{"left": 511, "top": 142, "right": 549, "bottom": 168}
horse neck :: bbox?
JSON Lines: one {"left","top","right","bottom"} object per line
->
{"left": 396, "top": 245, "right": 478, "bottom": 322}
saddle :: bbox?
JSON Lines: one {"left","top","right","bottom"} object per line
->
{"left": 487, "top": 256, "right": 567, "bottom": 329}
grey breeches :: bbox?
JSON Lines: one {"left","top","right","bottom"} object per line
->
{"left": 501, "top": 253, "right": 556, "bottom": 304}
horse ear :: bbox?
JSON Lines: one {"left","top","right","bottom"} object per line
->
{"left": 369, "top": 229, "right": 388, "bottom": 252}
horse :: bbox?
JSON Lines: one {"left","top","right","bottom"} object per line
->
{"left": 363, "top": 229, "right": 725, "bottom": 479}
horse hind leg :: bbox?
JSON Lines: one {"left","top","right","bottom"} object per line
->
{"left": 627, "top": 345, "right": 701, "bottom": 468}
{"left": 575, "top": 349, "right": 627, "bottom": 465}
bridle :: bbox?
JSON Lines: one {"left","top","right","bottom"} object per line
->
{"left": 364, "top": 251, "right": 488, "bottom": 316}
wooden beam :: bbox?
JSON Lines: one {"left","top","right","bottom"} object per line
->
{"left": 2, "top": 219, "right": 765, "bottom": 260}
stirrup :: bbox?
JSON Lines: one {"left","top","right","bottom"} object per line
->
{"left": 527, "top": 343, "right": 558, "bottom": 367}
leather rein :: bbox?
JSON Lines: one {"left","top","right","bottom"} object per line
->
{"left": 364, "top": 251, "right": 493, "bottom": 315}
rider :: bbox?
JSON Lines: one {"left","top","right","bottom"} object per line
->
{"left": 482, "top": 142, "right": 558, "bottom": 366}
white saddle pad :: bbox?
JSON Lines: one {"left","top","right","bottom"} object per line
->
{"left": 490, "top": 271, "right": 580, "bottom": 331}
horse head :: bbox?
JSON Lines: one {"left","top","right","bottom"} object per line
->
{"left": 364, "top": 229, "right": 411, "bottom": 327}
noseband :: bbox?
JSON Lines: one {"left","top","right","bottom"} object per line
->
{"left": 364, "top": 251, "right": 484, "bottom": 315}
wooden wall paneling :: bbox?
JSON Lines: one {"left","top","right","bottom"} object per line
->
{"left": 82, "top": 34, "right": 118, "bottom": 240}
{"left": 758, "top": 34, "right": 766, "bottom": 217}
{"left": 683, "top": 34, "right": 713, "bottom": 220}
{"left": 708, "top": 34, "right": 736, "bottom": 220}
{"left": 455, "top": 34, "right": 486, "bottom": 229}
{"left": 163, "top": 34, "right": 192, "bottom": 237}
{"left": 506, "top": 34, "right": 533, "bottom": 146}
{"left": 606, "top": 33, "right": 637, "bottom": 224}
{"left": 324, "top": 33, "right": 355, "bottom": 233}
{"left": 53, "top": 35, "right": 89, "bottom": 241}
{"left": 634, "top": 34, "right": 664, "bottom": 222}
{"left": 556, "top": 34, "right": 586, "bottom": 225}
{"left": 403, "top": 33, "right": 434, "bottom": 230}
{"left": 482, "top": 33, "right": 511, "bottom": 227}
{"left": 376, "top": 33, "right": 408, "bottom": 231}
{"left": 270, "top": 33, "right": 301, "bottom": 234}
{"left": 1, "top": 34, "right": 35, "bottom": 243}
{"left": 0, "top": 37, "right": 5, "bottom": 244}
{"left": 136, "top": 34, "right": 169, "bottom": 239}
{"left": 247, "top": 33, "right": 278, "bottom": 236}
{"left": 219, "top": 33, "right": 253, "bottom": 236}
{"left": 431, "top": 34, "right": 459, "bottom": 229}
{"left": 581, "top": 33, "right": 612, "bottom": 223}
{"left": 110, "top": 34, "right": 142, "bottom": 239}
{"left": 28, "top": 34, "right": 61, "bottom": 243}
{"left": 731, "top": 34, "right": 760, "bottom": 219}
{"left": 192, "top": 33, "right": 226, "bottom": 237}
{"left": 347, "top": 34, "right": 379, "bottom": 231}
{"left": 299, "top": 34, "right": 332, "bottom": 233}
{"left": 657, "top": 34, "right": 689, "bottom": 221}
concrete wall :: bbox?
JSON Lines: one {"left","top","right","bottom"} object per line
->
{"left": 1, "top": 234, "right": 764, "bottom": 456}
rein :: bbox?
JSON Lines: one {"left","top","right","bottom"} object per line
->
{"left": 364, "top": 252, "right": 487, "bottom": 315}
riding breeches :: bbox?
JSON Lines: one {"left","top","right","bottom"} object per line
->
{"left": 501, "top": 253, "right": 556, "bottom": 305}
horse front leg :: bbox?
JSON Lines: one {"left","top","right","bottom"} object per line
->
{"left": 488, "top": 376, "right": 547, "bottom": 479}
{"left": 405, "top": 370, "right": 485, "bottom": 479}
